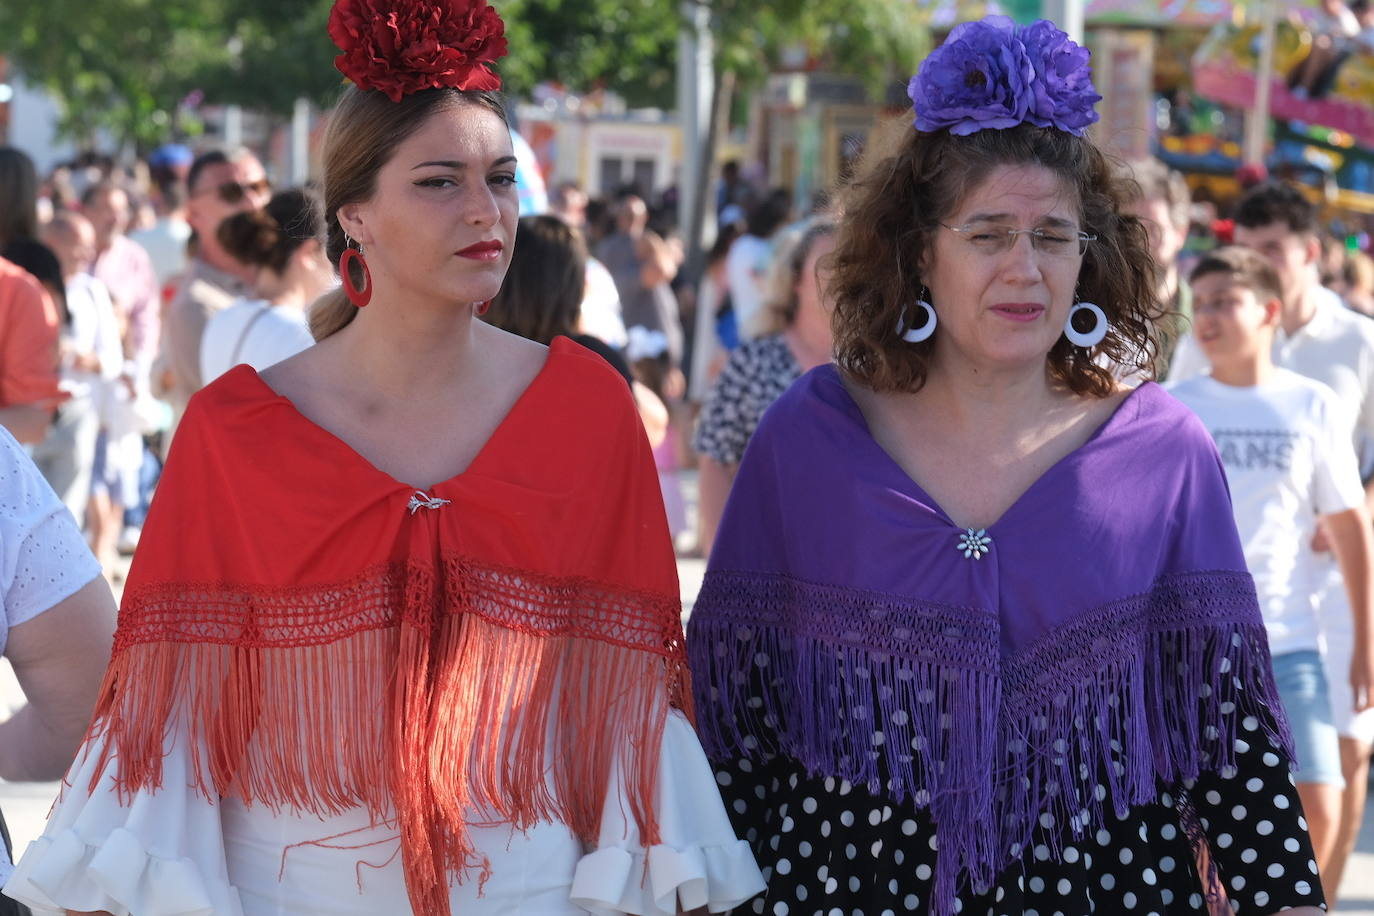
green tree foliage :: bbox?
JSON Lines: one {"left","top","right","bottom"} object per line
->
{"left": 0, "top": 0, "right": 237, "bottom": 147}
{"left": 0, "top": 0, "right": 926, "bottom": 149}
{"left": 495, "top": 0, "right": 680, "bottom": 107}
{"left": 497, "top": 0, "right": 927, "bottom": 108}
{"left": 0, "top": 0, "right": 349, "bottom": 148}
{"left": 712, "top": 0, "right": 928, "bottom": 96}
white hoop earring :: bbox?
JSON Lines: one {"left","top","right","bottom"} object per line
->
{"left": 1064, "top": 301, "right": 1108, "bottom": 348}
{"left": 897, "top": 295, "right": 937, "bottom": 344}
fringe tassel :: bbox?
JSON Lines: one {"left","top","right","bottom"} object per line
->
{"left": 689, "top": 569, "right": 1285, "bottom": 916}
{"left": 90, "top": 557, "right": 689, "bottom": 916}
{"left": 1177, "top": 788, "right": 1231, "bottom": 916}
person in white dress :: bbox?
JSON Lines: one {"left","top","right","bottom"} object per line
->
{"left": 200, "top": 188, "right": 329, "bottom": 384}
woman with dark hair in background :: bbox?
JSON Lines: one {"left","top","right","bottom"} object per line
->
{"left": 0, "top": 146, "right": 66, "bottom": 446}
{"left": 0, "top": 147, "right": 41, "bottom": 251}
{"left": 484, "top": 214, "right": 674, "bottom": 449}
{"left": 4, "top": 2, "right": 759, "bottom": 914}
{"left": 199, "top": 188, "right": 331, "bottom": 382}
{"left": 483, "top": 215, "right": 625, "bottom": 373}
{"left": 0, "top": 241, "right": 66, "bottom": 328}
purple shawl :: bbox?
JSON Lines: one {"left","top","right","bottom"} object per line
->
{"left": 687, "top": 364, "right": 1288, "bottom": 913}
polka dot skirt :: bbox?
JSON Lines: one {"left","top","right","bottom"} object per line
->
{"left": 715, "top": 708, "right": 1325, "bottom": 915}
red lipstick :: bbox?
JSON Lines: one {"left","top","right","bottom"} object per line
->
{"left": 456, "top": 240, "right": 504, "bottom": 260}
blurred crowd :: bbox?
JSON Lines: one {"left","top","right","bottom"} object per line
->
{"left": 9, "top": 134, "right": 1374, "bottom": 580}
{"left": 0, "top": 142, "right": 331, "bottom": 579}
{"left": 1288, "top": 0, "right": 1374, "bottom": 99}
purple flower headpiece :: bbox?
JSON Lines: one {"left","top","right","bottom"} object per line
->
{"left": 908, "top": 17, "right": 1101, "bottom": 137}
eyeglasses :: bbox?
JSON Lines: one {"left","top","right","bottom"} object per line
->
{"left": 193, "top": 178, "right": 271, "bottom": 205}
{"left": 940, "top": 222, "right": 1097, "bottom": 258}
{"left": 1192, "top": 293, "right": 1258, "bottom": 316}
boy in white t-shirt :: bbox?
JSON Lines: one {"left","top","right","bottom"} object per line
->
{"left": 1170, "top": 246, "right": 1374, "bottom": 895}
{"left": 1170, "top": 183, "right": 1374, "bottom": 893}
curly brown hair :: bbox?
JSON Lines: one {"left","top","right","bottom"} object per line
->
{"left": 829, "top": 119, "right": 1161, "bottom": 396}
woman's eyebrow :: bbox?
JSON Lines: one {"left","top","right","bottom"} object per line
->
{"left": 411, "top": 156, "right": 517, "bottom": 170}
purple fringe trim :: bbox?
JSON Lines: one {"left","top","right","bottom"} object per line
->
{"left": 688, "top": 569, "right": 1290, "bottom": 916}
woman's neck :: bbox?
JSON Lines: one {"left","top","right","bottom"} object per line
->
{"left": 918, "top": 349, "right": 1062, "bottom": 435}
{"left": 263, "top": 275, "right": 309, "bottom": 310}
{"left": 783, "top": 310, "right": 832, "bottom": 370}
{"left": 1208, "top": 351, "right": 1274, "bottom": 388}
{"left": 330, "top": 288, "right": 480, "bottom": 402}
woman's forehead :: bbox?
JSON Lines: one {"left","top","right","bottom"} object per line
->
{"left": 396, "top": 105, "right": 514, "bottom": 162}
{"left": 955, "top": 164, "right": 1079, "bottom": 222}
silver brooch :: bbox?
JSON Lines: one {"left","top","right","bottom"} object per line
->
{"left": 957, "top": 528, "right": 992, "bottom": 560}
{"left": 407, "top": 490, "right": 452, "bottom": 514}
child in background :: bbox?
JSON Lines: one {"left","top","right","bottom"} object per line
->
{"left": 1169, "top": 245, "right": 1374, "bottom": 898}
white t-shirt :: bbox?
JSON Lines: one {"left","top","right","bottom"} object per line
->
{"left": 1169, "top": 370, "right": 1365, "bottom": 654}
{"left": 724, "top": 234, "right": 773, "bottom": 340}
{"left": 1169, "top": 288, "right": 1374, "bottom": 460}
{"left": 579, "top": 257, "right": 627, "bottom": 349}
{"left": 199, "top": 298, "right": 315, "bottom": 385}
{"left": 1169, "top": 289, "right": 1374, "bottom": 646}
{"left": 61, "top": 273, "right": 124, "bottom": 406}
{"left": 0, "top": 426, "right": 102, "bottom": 882}
{"left": 128, "top": 217, "right": 192, "bottom": 289}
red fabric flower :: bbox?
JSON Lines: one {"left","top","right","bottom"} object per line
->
{"left": 328, "top": 0, "right": 508, "bottom": 102}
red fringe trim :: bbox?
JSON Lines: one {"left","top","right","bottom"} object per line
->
{"left": 90, "top": 558, "right": 691, "bottom": 916}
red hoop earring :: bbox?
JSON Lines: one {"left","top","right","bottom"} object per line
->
{"left": 475, "top": 300, "right": 491, "bottom": 316}
{"left": 339, "top": 246, "right": 372, "bottom": 308}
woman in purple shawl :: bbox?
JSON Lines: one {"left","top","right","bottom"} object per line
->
{"left": 687, "top": 17, "right": 1325, "bottom": 916}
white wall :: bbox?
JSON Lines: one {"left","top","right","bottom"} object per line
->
{"left": 6, "top": 73, "right": 79, "bottom": 172}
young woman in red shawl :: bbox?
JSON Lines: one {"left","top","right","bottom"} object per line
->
{"left": 1, "top": 2, "right": 763, "bottom": 914}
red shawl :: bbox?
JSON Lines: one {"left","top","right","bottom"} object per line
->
{"left": 91, "top": 337, "right": 691, "bottom": 915}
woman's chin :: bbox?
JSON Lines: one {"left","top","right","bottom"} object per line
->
{"left": 957, "top": 334, "right": 1062, "bottom": 371}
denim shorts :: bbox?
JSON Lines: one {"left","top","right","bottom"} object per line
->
{"left": 1272, "top": 649, "right": 1345, "bottom": 788}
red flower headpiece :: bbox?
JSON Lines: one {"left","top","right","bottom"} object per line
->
{"left": 328, "top": 0, "right": 508, "bottom": 103}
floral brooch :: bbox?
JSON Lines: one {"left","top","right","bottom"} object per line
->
{"left": 957, "top": 528, "right": 993, "bottom": 560}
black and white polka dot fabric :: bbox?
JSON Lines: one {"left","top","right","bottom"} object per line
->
{"left": 692, "top": 334, "right": 801, "bottom": 466}
{"left": 716, "top": 706, "right": 1325, "bottom": 915}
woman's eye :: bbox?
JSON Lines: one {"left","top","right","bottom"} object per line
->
{"left": 969, "top": 233, "right": 1000, "bottom": 242}
{"left": 490, "top": 173, "right": 517, "bottom": 187}
{"left": 417, "top": 177, "right": 457, "bottom": 188}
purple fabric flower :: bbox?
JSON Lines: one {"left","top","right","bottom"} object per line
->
{"left": 908, "top": 16, "right": 1100, "bottom": 138}
{"left": 1019, "top": 19, "right": 1102, "bottom": 135}
{"left": 909, "top": 17, "right": 1033, "bottom": 136}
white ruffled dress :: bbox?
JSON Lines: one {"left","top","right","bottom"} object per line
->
{"left": 2, "top": 710, "right": 763, "bottom": 916}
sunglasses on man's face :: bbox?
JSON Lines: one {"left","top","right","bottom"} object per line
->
{"left": 195, "top": 178, "right": 271, "bottom": 205}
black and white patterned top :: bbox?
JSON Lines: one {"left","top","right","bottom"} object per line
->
{"left": 693, "top": 334, "right": 802, "bottom": 466}
{"left": 715, "top": 698, "right": 1325, "bottom": 916}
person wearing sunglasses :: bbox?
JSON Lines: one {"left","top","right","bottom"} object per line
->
{"left": 155, "top": 147, "right": 271, "bottom": 443}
